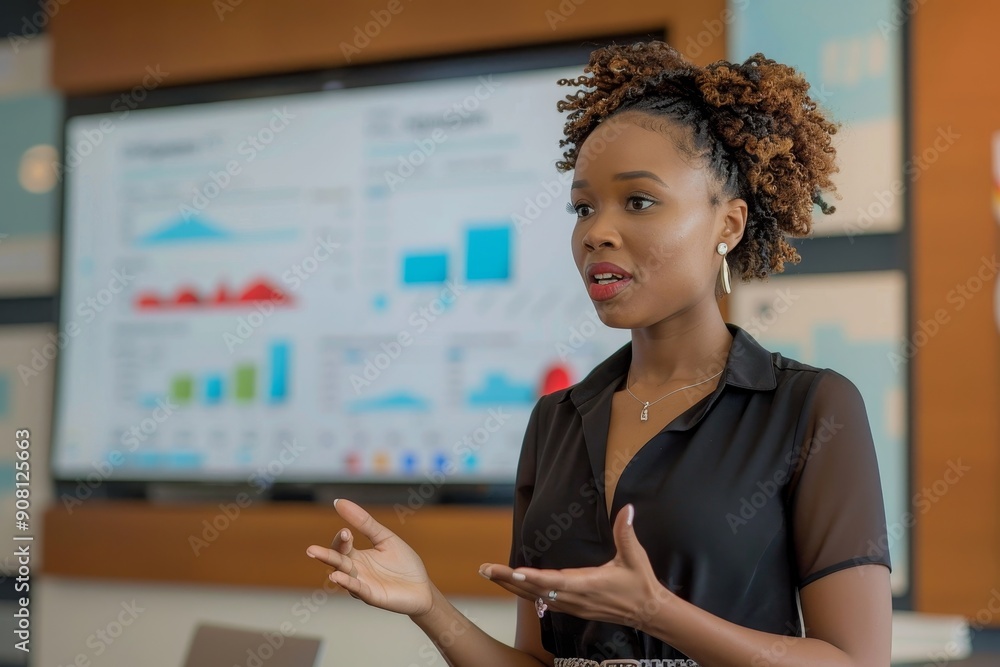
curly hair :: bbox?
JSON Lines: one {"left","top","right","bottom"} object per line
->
{"left": 555, "top": 40, "right": 839, "bottom": 281}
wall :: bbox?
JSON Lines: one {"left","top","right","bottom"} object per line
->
{"left": 910, "top": 0, "right": 1000, "bottom": 616}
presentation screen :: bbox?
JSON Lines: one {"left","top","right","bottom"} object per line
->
{"left": 51, "top": 48, "right": 633, "bottom": 484}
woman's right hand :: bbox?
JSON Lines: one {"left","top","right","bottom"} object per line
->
{"left": 305, "top": 498, "right": 434, "bottom": 618}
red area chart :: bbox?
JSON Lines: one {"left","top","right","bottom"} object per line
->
{"left": 134, "top": 278, "right": 293, "bottom": 310}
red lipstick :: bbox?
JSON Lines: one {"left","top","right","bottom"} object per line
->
{"left": 585, "top": 262, "right": 633, "bottom": 302}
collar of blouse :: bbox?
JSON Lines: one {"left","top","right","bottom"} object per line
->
{"left": 557, "top": 322, "right": 778, "bottom": 410}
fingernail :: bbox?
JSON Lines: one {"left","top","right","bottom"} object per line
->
{"left": 512, "top": 572, "right": 526, "bottom": 582}
{"left": 340, "top": 529, "right": 349, "bottom": 541}
{"left": 479, "top": 566, "right": 492, "bottom": 579}
{"left": 627, "top": 504, "right": 635, "bottom": 527}
{"left": 333, "top": 498, "right": 340, "bottom": 507}
{"left": 306, "top": 549, "right": 315, "bottom": 558}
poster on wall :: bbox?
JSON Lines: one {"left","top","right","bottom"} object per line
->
{"left": 729, "top": 271, "right": 909, "bottom": 596}
{"left": 0, "top": 92, "right": 61, "bottom": 297}
{"left": 729, "top": 0, "right": 904, "bottom": 238}
{"left": 0, "top": 325, "right": 55, "bottom": 575}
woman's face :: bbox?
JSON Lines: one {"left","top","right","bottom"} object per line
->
{"left": 569, "top": 111, "right": 745, "bottom": 329}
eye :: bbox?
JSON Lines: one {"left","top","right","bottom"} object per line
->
{"left": 625, "top": 194, "right": 656, "bottom": 211}
{"left": 568, "top": 201, "right": 594, "bottom": 218}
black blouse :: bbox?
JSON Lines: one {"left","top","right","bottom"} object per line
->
{"left": 509, "top": 322, "right": 892, "bottom": 664}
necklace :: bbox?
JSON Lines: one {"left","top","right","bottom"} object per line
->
{"left": 625, "top": 366, "right": 724, "bottom": 422}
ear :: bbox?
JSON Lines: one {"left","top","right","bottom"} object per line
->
{"left": 719, "top": 197, "right": 747, "bottom": 249}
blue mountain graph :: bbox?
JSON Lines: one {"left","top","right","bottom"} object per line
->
{"left": 468, "top": 372, "right": 535, "bottom": 406}
{"left": 136, "top": 215, "right": 295, "bottom": 246}
{"left": 347, "top": 391, "right": 431, "bottom": 414}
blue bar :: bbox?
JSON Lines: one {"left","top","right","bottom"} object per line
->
{"left": 269, "top": 341, "right": 289, "bottom": 403}
{"left": 172, "top": 451, "right": 204, "bottom": 468}
{"left": 403, "top": 252, "right": 448, "bottom": 284}
{"left": 204, "top": 375, "right": 224, "bottom": 405}
{"left": 466, "top": 226, "right": 510, "bottom": 281}
{"left": 133, "top": 451, "right": 163, "bottom": 467}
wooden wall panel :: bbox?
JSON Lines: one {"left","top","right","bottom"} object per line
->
{"left": 911, "top": 1, "right": 1000, "bottom": 618}
{"left": 48, "top": 0, "right": 727, "bottom": 93}
{"left": 43, "top": 502, "right": 514, "bottom": 596}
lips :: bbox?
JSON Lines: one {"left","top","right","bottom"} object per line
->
{"left": 585, "top": 261, "right": 633, "bottom": 302}
{"left": 586, "top": 262, "right": 633, "bottom": 283}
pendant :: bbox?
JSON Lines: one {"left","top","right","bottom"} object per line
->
{"left": 640, "top": 402, "right": 649, "bottom": 422}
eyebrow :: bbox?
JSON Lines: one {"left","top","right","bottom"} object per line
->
{"left": 571, "top": 171, "right": 669, "bottom": 189}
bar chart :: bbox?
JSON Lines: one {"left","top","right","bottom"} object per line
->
{"left": 165, "top": 340, "right": 292, "bottom": 407}
{"left": 401, "top": 223, "right": 512, "bottom": 286}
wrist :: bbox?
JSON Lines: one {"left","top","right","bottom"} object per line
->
{"left": 635, "top": 579, "right": 678, "bottom": 636}
{"left": 409, "top": 582, "right": 446, "bottom": 625}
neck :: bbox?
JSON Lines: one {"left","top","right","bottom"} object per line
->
{"left": 627, "top": 303, "right": 733, "bottom": 387}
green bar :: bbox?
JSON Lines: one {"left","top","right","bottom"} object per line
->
{"left": 234, "top": 364, "right": 256, "bottom": 402}
{"left": 171, "top": 375, "right": 194, "bottom": 404}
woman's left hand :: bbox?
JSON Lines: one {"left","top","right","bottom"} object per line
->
{"left": 479, "top": 504, "right": 677, "bottom": 631}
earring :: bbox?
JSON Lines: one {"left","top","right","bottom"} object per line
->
{"left": 716, "top": 242, "right": 731, "bottom": 295}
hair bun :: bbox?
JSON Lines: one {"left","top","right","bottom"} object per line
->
{"left": 555, "top": 40, "right": 840, "bottom": 282}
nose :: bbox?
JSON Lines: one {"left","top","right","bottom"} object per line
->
{"left": 580, "top": 214, "right": 622, "bottom": 252}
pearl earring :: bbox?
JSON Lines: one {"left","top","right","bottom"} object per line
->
{"left": 716, "top": 242, "right": 731, "bottom": 294}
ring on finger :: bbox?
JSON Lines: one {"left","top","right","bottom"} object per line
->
{"left": 547, "top": 589, "right": 558, "bottom": 601}
{"left": 535, "top": 597, "right": 548, "bottom": 618}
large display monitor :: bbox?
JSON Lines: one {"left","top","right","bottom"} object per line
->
{"left": 51, "top": 38, "right": 647, "bottom": 487}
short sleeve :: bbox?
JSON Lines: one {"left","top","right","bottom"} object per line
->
{"left": 789, "top": 369, "right": 892, "bottom": 588}
{"left": 508, "top": 395, "right": 544, "bottom": 569}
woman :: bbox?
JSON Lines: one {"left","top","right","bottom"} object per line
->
{"left": 306, "top": 40, "right": 893, "bottom": 666}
